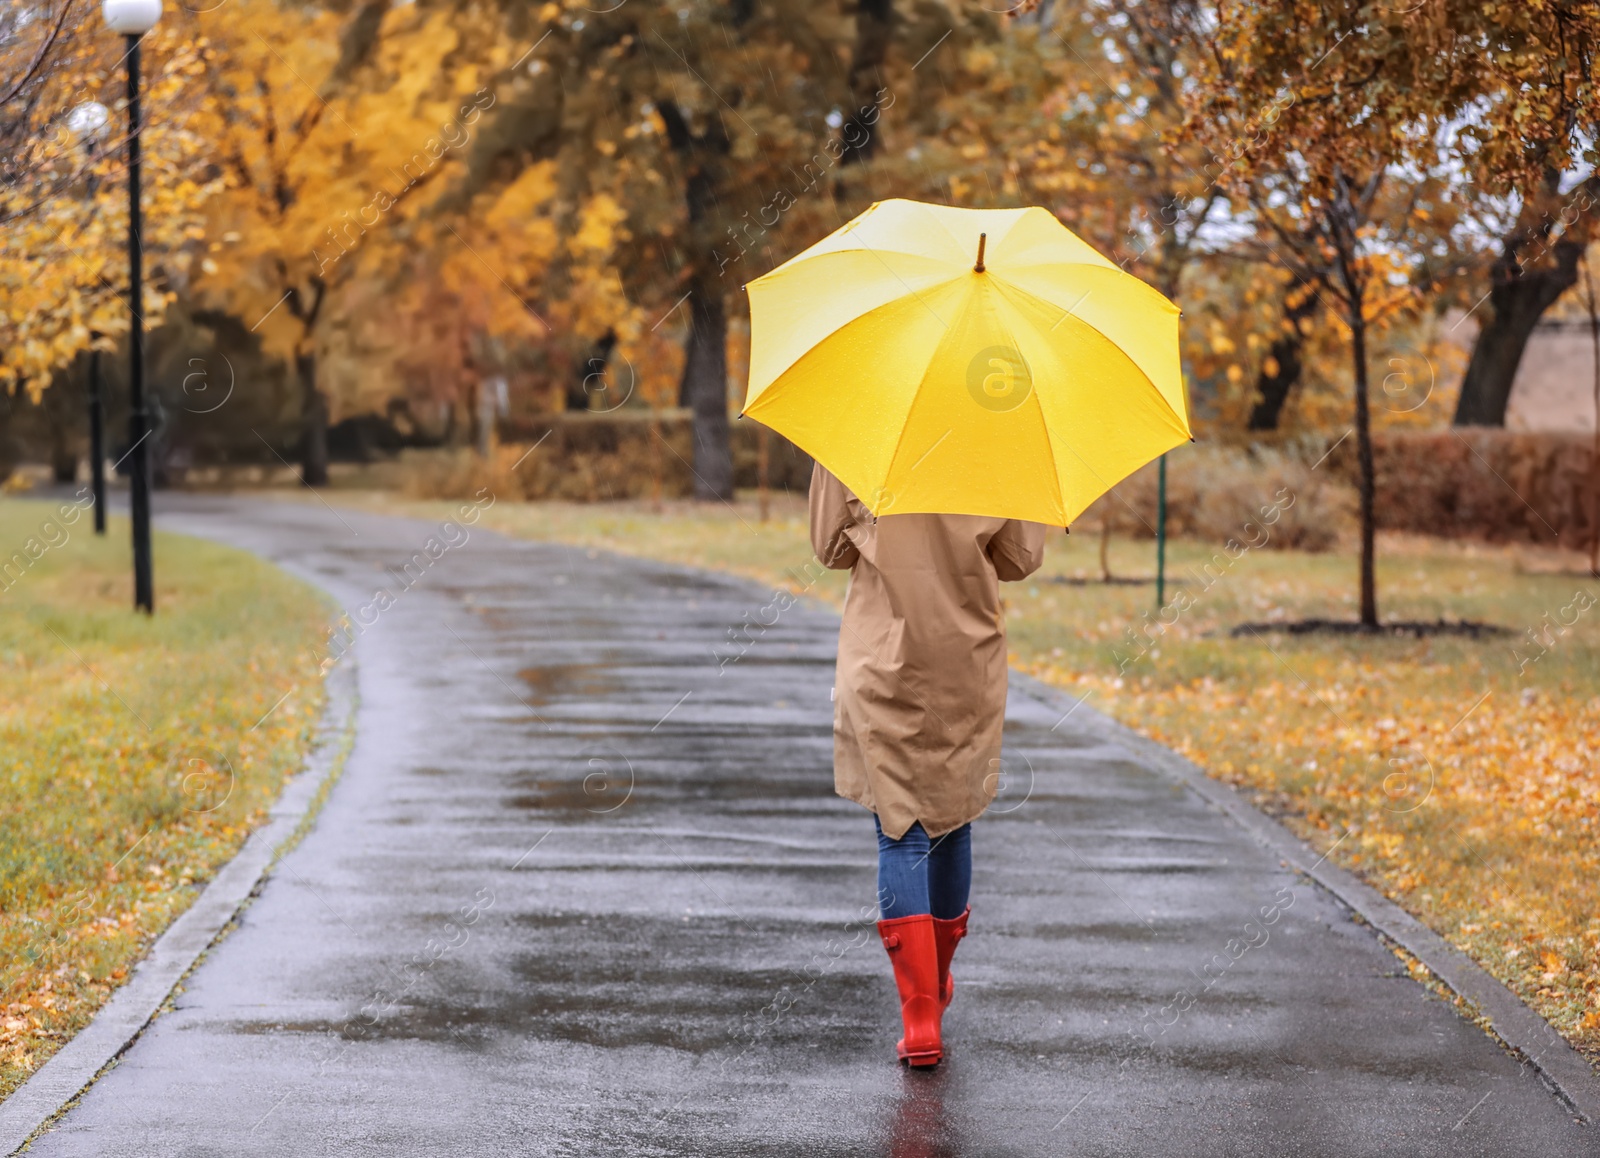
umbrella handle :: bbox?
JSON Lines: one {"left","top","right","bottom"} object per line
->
{"left": 974, "top": 233, "right": 987, "bottom": 273}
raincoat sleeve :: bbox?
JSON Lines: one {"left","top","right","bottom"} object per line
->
{"left": 987, "top": 520, "right": 1048, "bottom": 582}
{"left": 809, "top": 462, "right": 861, "bottom": 570}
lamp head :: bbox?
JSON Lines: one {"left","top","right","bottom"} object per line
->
{"left": 103, "top": 0, "right": 161, "bottom": 35}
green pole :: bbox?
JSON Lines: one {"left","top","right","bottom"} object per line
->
{"left": 1155, "top": 453, "right": 1167, "bottom": 610}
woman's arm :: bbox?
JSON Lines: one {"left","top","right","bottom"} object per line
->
{"left": 987, "top": 520, "right": 1049, "bottom": 581}
{"left": 809, "top": 462, "right": 861, "bottom": 569}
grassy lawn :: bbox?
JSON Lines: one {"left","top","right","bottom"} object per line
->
{"left": 0, "top": 497, "right": 328, "bottom": 1101}
{"left": 329, "top": 486, "right": 1599, "bottom": 1064}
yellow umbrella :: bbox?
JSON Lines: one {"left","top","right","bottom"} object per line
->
{"left": 741, "top": 198, "right": 1189, "bottom": 526}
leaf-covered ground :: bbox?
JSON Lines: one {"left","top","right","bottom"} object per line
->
{"left": 0, "top": 498, "right": 328, "bottom": 1101}
{"left": 331, "top": 486, "right": 1599, "bottom": 1066}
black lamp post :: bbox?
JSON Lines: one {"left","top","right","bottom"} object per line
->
{"left": 104, "top": 0, "right": 160, "bottom": 612}
{"left": 89, "top": 346, "right": 106, "bottom": 534}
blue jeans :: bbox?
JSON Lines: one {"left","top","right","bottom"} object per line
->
{"left": 874, "top": 815, "right": 972, "bottom": 921}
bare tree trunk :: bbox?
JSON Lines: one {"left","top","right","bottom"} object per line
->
{"left": 840, "top": 0, "right": 893, "bottom": 166}
{"left": 297, "top": 348, "right": 329, "bottom": 487}
{"left": 45, "top": 381, "right": 78, "bottom": 483}
{"left": 1247, "top": 276, "right": 1318, "bottom": 431}
{"left": 1453, "top": 236, "right": 1585, "bottom": 426}
{"left": 286, "top": 280, "right": 330, "bottom": 487}
{"left": 332, "top": 0, "right": 392, "bottom": 79}
{"left": 1100, "top": 511, "right": 1113, "bottom": 583}
{"left": 1584, "top": 256, "right": 1600, "bottom": 578}
{"left": 466, "top": 379, "right": 482, "bottom": 455}
{"left": 476, "top": 379, "right": 499, "bottom": 459}
{"left": 567, "top": 329, "right": 617, "bottom": 412}
{"left": 757, "top": 423, "right": 770, "bottom": 523}
{"left": 654, "top": 97, "right": 733, "bottom": 499}
{"left": 649, "top": 408, "right": 663, "bottom": 512}
{"left": 679, "top": 283, "right": 734, "bottom": 500}
{"left": 0, "top": 392, "right": 19, "bottom": 484}
{"left": 1350, "top": 311, "right": 1377, "bottom": 627}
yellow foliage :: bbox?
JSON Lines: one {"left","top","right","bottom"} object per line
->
{"left": 0, "top": 29, "right": 217, "bottom": 397}
{"left": 570, "top": 193, "right": 628, "bottom": 258}
{"left": 189, "top": 0, "right": 505, "bottom": 379}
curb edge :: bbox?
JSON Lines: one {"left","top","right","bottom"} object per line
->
{"left": 0, "top": 657, "right": 358, "bottom": 1155}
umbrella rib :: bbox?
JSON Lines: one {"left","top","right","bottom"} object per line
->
{"left": 1001, "top": 260, "right": 1179, "bottom": 314}
{"left": 990, "top": 274, "right": 1184, "bottom": 527}
{"left": 919, "top": 202, "right": 1037, "bottom": 268}
{"left": 1002, "top": 278, "right": 1164, "bottom": 528}
{"left": 765, "top": 238, "right": 963, "bottom": 275}
{"left": 840, "top": 230, "right": 957, "bottom": 330}
{"left": 1031, "top": 391, "right": 1067, "bottom": 526}
{"left": 988, "top": 274, "right": 1180, "bottom": 424}
{"left": 747, "top": 263, "right": 965, "bottom": 403}
{"left": 1053, "top": 430, "right": 1160, "bottom": 535}
{"left": 878, "top": 283, "right": 974, "bottom": 497}
{"left": 986, "top": 300, "right": 1068, "bottom": 524}
{"left": 918, "top": 200, "right": 985, "bottom": 267}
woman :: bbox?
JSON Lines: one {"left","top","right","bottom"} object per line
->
{"left": 809, "top": 462, "right": 1047, "bottom": 1068}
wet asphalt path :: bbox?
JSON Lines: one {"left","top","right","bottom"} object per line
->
{"left": 27, "top": 496, "right": 1592, "bottom": 1156}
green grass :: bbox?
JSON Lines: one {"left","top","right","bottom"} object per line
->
{"left": 329, "top": 486, "right": 1600, "bottom": 1063}
{"left": 0, "top": 497, "right": 328, "bottom": 1100}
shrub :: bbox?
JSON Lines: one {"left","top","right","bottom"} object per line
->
{"left": 394, "top": 412, "right": 814, "bottom": 502}
{"left": 1326, "top": 430, "right": 1597, "bottom": 545}
{"left": 1083, "top": 444, "right": 1356, "bottom": 552}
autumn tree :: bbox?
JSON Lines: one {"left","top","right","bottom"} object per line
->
{"left": 399, "top": 1, "right": 1043, "bottom": 498}
{"left": 1068, "top": 1, "right": 1220, "bottom": 300}
{"left": 466, "top": 1, "right": 897, "bottom": 498}
{"left": 1441, "top": 2, "right": 1600, "bottom": 426}
{"left": 1183, "top": 1, "right": 1474, "bottom": 627}
{"left": 186, "top": 0, "right": 503, "bottom": 484}
{"left": 1033, "top": 2, "right": 1322, "bottom": 435}
{"left": 1071, "top": 1, "right": 1330, "bottom": 433}
{"left": 967, "top": 2, "right": 1328, "bottom": 433}
{"left": 0, "top": 0, "right": 90, "bottom": 227}
{"left": 1, "top": 9, "right": 214, "bottom": 401}
{"left": 224, "top": 0, "right": 1160, "bottom": 495}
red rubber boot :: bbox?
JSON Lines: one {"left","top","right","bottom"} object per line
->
{"left": 878, "top": 914, "right": 943, "bottom": 1067}
{"left": 932, "top": 907, "right": 969, "bottom": 1010}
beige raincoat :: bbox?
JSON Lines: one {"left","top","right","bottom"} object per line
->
{"left": 809, "top": 463, "right": 1049, "bottom": 840}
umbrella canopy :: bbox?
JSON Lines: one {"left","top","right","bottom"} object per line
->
{"left": 742, "top": 198, "right": 1189, "bottom": 526}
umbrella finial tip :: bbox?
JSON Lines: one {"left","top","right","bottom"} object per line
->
{"left": 974, "top": 233, "right": 987, "bottom": 273}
